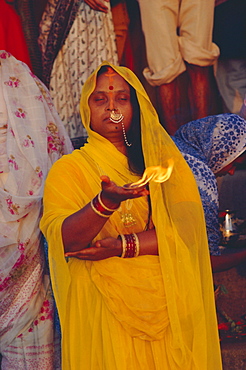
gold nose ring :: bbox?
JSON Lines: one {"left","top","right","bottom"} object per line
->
{"left": 110, "top": 110, "right": 124, "bottom": 123}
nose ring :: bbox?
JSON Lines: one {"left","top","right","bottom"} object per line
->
{"left": 109, "top": 109, "right": 124, "bottom": 123}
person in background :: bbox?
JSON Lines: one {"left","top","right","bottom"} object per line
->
{"left": 137, "top": 0, "right": 220, "bottom": 135}
{"left": 38, "top": 0, "right": 118, "bottom": 149}
{"left": 0, "top": 51, "right": 72, "bottom": 369}
{"left": 2, "top": 0, "right": 46, "bottom": 80}
{"left": 0, "top": 0, "right": 32, "bottom": 70}
{"left": 240, "top": 93, "right": 246, "bottom": 119}
{"left": 213, "top": 0, "right": 246, "bottom": 115}
{"left": 40, "top": 62, "right": 222, "bottom": 369}
{"left": 172, "top": 113, "right": 246, "bottom": 272}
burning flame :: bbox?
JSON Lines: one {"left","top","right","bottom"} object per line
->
{"left": 124, "top": 159, "right": 174, "bottom": 189}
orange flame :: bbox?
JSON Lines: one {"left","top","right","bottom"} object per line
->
{"left": 124, "top": 159, "right": 174, "bottom": 189}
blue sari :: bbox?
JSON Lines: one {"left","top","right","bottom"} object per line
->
{"left": 173, "top": 113, "right": 246, "bottom": 255}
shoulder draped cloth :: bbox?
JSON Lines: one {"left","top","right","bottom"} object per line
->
{"left": 40, "top": 62, "right": 222, "bottom": 369}
{"left": 173, "top": 113, "right": 246, "bottom": 255}
{"left": 0, "top": 51, "right": 73, "bottom": 351}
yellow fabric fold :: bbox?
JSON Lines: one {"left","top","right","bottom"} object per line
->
{"left": 90, "top": 256, "right": 169, "bottom": 340}
{"left": 40, "top": 61, "right": 222, "bottom": 369}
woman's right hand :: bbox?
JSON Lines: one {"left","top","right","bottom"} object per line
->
{"left": 64, "top": 228, "right": 159, "bottom": 260}
{"left": 65, "top": 237, "right": 122, "bottom": 260}
{"left": 100, "top": 175, "right": 149, "bottom": 209}
{"left": 84, "top": 0, "right": 109, "bottom": 13}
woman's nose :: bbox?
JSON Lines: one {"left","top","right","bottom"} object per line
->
{"left": 106, "top": 95, "right": 116, "bottom": 111}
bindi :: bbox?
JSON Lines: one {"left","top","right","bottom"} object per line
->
{"left": 105, "top": 68, "right": 117, "bottom": 92}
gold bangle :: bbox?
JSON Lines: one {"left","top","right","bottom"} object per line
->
{"left": 132, "top": 233, "right": 140, "bottom": 257}
{"left": 98, "top": 191, "right": 120, "bottom": 212}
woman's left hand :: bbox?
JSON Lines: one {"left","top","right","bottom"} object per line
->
{"left": 100, "top": 175, "right": 149, "bottom": 208}
{"left": 64, "top": 237, "right": 121, "bottom": 261}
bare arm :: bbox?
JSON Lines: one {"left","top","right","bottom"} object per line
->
{"left": 62, "top": 176, "right": 149, "bottom": 253}
{"left": 211, "top": 248, "right": 246, "bottom": 273}
{"left": 65, "top": 229, "right": 158, "bottom": 260}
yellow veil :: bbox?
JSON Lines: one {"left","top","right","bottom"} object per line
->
{"left": 41, "top": 62, "right": 222, "bottom": 369}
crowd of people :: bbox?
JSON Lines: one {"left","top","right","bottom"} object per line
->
{"left": 1, "top": 1, "right": 246, "bottom": 369}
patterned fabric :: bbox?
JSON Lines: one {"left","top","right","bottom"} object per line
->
{"left": 1, "top": 283, "right": 61, "bottom": 370}
{"left": 38, "top": 0, "right": 118, "bottom": 146}
{"left": 0, "top": 51, "right": 73, "bottom": 368}
{"left": 172, "top": 113, "right": 246, "bottom": 255}
{"left": 38, "top": 0, "right": 81, "bottom": 87}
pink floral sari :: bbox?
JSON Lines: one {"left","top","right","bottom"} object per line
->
{"left": 0, "top": 51, "right": 73, "bottom": 369}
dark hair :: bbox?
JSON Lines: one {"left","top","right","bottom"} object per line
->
{"left": 96, "top": 66, "right": 145, "bottom": 175}
{"left": 126, "top": 86, "right": 145, "bottom": 175}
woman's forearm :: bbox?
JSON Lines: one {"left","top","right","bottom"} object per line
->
{"left": 62, "top": 202, "right": 110, "bottom": 253}
{"left": 61, "top": 178, "right": 149, "bottom": 254}
{"left": 137, "top": 229, "right": 158, "bottom": 255}
{"left": 211, "top": 249, "right": 246, "bottom": 273}
{"left": 64, "top": 228, "right": 159, "bottom": 260}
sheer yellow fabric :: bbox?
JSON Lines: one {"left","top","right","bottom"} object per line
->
{"left": 40, "top": 62, "right": 222, "bottom": 369}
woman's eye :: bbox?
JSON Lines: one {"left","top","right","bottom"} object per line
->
{"left": 117, "top": 95, "right": 129, "bottom": 102}
{"left": 94, "top": 96, "right": 106, "bottom": 103}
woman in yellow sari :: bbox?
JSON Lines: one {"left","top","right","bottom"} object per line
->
{"left": 40, "top": 62, "right": 222, "bottom": 369}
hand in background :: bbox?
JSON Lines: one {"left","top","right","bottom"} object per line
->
{"left": 84, "top": 0, "right": 109, "bottom": 13}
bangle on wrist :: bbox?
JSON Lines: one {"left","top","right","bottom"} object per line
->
{"left": 117, "top": 233, "right": 140, "bottom": 258}
{"left": 98, "top": 191, "right": 120, "bottom": 211}
{"left": 91, "top": 193, "right": 115, "bottom": 218}
{"left": 132, "top": 233, "right": 140, "bottom": 257}
{"left": 117, "top": 234, "right": 126, "bottom": 258}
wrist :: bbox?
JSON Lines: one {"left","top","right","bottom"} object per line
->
{"left": 116, "top": 238, "right": 123, "bottom": 257}
{"left": 100, "top": 191, "right": 121, "bottom": 210}
{"left": 117, "top": 233, "right": 140, "bottom": 258}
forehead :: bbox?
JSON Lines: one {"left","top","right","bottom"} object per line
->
{"left": 94, "top": 69, "right": 130, "bottom": 92}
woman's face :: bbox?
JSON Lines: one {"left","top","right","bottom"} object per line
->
{"left": 88, "top": 68, "right": 133, "bottom": 145}
{"left": 216, "top": 152, "right": 246, "bottom": 176}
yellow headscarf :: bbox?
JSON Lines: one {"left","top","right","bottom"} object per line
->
{"left": 80, "top": 62, "right": 221, "bottom": 367}
{"left": 41, "top": 62, "right": 222, "bottom": 369}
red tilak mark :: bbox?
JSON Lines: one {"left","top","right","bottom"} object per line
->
{"left": 105, "top": 68, "right": 116, "bottom": 90}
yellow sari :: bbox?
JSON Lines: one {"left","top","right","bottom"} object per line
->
{"left": 40, "top": 62, "right": 222, "bottom": 369}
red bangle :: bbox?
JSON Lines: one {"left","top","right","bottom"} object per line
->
{"left": 91, "top": 194, "right": 115, "bottom": 218}
{"left": 117, "top": 233, "right": 140, "bottom": 258}
{"left": 124, "top": 234, "right": 135, "bottom": 258}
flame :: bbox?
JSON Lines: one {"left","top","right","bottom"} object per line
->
{"left": 124, "top": 159, "right": 174, "bottom": 189}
